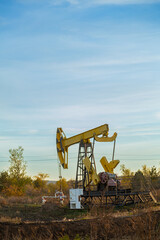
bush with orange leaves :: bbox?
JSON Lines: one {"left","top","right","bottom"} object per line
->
{"left": 2, "top": 185, "right": 24, "bottom": 197}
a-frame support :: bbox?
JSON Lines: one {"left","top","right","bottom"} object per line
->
{"left": 75, "top": 140, "right": 96, "bottom": 189}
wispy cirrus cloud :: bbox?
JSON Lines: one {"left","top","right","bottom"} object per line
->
{"left": 156, "top": 113, "right": 160, "bottom": 120}
{"left": 49, "top": 0, "right": 160, "bottom": 6}
{"left": 0, "top": 88, "right": 159, "bottom": 122}
{"left": 91, "top": 0, "right": 160, "bottom": 5}
{"left": 17, "top": 0, "right": 79, "bottom": 5}
{"left": 52, "top": 0, "right": 79, "bottom": 5}
{"left": 47, "top": 55, "right": 160, "bottom": 69}
{"left": 17, "top": 0, "right": 160, "bottom": 5}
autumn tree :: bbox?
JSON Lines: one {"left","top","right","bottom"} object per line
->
{"left": 55, "top": 178, "right": 69, "bottom": 194}
{"left": 141, "top": 165, "right": 150, "bottom": 177}
{"left": 149, "top": 166, "right": 159, "bottom": 180}
{"left": 131, "top": 170, "right": 148, "bottom": 191}
{"left": 0, "top": 171, "right": 11, "bottom": 192}
{"left": 9, "top": 146, "right": 26, "bottom": 180}
{"left": 3, "top": 146, "right": 32, "bottom": 196}
{"left": 120, "top": 164, "right": 134, "bottom": 177}
{"left": 120, "top": 164, "right": 134, "bottom": 188}
{"left": 47, "top": 182, "right": 56, "bottom": 195}
{"left": 141, "top": 165, "right": 160, "bottom": 189}
{"left": 33, "top": 173, "right": 49, "bottom": 194}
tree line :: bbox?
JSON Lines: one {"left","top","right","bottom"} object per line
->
{"left": 0, "top": 146, "right": 159, "bottom": 197}
{"left": 0, "top": 146, "right": 72, "bottom": 197}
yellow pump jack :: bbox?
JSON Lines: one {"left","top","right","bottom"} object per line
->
{"left": 56, "top": 124, "right": 119, "bottom": 189}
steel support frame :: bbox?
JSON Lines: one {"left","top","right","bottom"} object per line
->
{"left": 75, "top": 140, "right": 96, "bottom": 189}
{"left": 80, "top": 190, "right": 155, "bottom": 207}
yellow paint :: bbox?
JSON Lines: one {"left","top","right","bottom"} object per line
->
{"left": 56, "top": 124, "right": 117, "bottom": 169}
{"left": 83, "top": 157, "right": 100, "bottom": 187}
{"left": 100, "top": 156, "right": 120, "bottom": 174}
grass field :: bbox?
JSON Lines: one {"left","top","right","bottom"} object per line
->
{"left": 0, "top": 201, "right": 160, "bottom": 239}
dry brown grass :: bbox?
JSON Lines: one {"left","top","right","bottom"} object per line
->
{"left": 0, "top": 210, "right": 159, "bottom": 240}
{"left": 0, "top": 196, "right": 7, "bottom": 205}
{"left": 88, "top": 208, "right": 160, "bottom": 240}
{"left": 0, "top": 216, "right": 21, "bottom": 223}
{"left": 0, "top": 196, "right": 42, "bottom": 206}
{"left": 0, "top": 197, "right": 159, "bottom": 239}
{"left": 156, "top": 189, "right": 160, "bottom": 201}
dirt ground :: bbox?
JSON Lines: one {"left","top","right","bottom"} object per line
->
{"left": 0, "top": 207, "right": 160, "bottom": 240}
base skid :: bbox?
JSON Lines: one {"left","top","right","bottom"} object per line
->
{"left": 80, "top": 189, "right": 157, "bottom": 207}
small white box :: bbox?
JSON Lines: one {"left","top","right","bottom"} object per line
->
{"left": 69, "top": 188, "right": 83, "bottom": 209}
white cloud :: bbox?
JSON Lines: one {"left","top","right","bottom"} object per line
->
{"left": 17, "top": 0, "right": 160, "bottom": 5}
{"left": 0, "top": 90, "right": 159, "bottom": 122}
{"left": 67, "top": 0, "right": 79, "bottom": 4}
{"left": 64, "top": 127, "right": 87, "bottom": 134}
{"left": 91, "top": 0, "right": 160, "bottom": 5}
{"left": 19, "top": 129, "right": 39, "bottom": 135}
{"left": 119, "top": 127, "right": 160, "bottom": 137}
{"left": 0, "top": 137, "right": 10, "bottom": 142}
{"left": 50, "top": 0, "right": 160, "bottom": 6}
{"left": 47, "top": 55, "right": 160, "bottom": 70}
{"left": 156, "top": 112, "right": 160, "bottom": 119}
{"left": 17, "top": 0, "right": 44, "bottom": 3}
{"left": 48, "top": 0, "right": 78, "bottom": 5}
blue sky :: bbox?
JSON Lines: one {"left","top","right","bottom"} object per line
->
{"left": 0, "top": 0, "right": 160, "bottom": 180}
